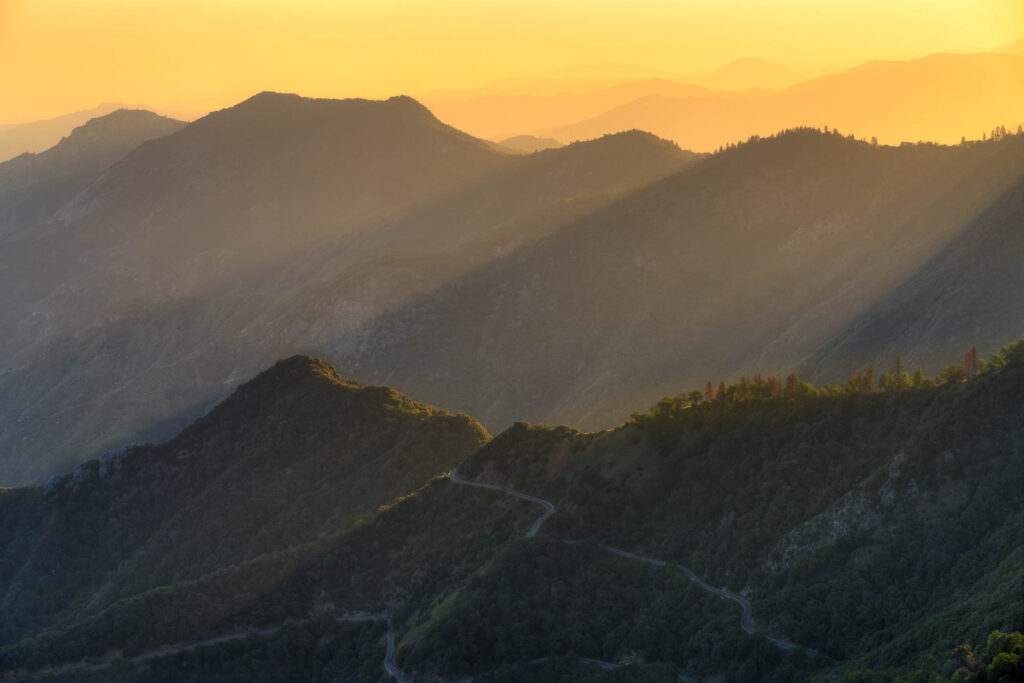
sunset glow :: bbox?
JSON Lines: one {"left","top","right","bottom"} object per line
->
{"left": 1, "top": 0, "right": 1021, "bottom": 124}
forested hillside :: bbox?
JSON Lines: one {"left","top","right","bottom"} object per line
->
{"left": 0, "top": 356, "right": 490, "bottom": 674}
{"left": 2, "top": 342, "right": 1022, "bottom": 681}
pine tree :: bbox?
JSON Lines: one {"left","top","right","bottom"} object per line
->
{"left": 738, "top": 376, "right": 750, "bottom": 401}
{"left": 850, "top": 370, "right": 864, "bottom": 394}
{"left": 705, "top": 381, "right": 715, "bottom": 403}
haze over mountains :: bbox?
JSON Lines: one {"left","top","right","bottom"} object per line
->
{"left": 329, "top": 130, "right": 1024, "bottom": 429}
{"left": 0, "top": 104, "right": 199, "bottom": 163}
{"left": 1, "top": 19, "right": 1023, "bottom": 682}
{"left": 1, "top": 86, "right": 1024, "bottom": 486}
{"left": 427, "top": 51, "right": 1024, "bottom": 149}
{"left": 0, "top": 110, "right": 185, "bottom": 230}
{"left": 0, "top": 94, "right": 695, "bottom": 484}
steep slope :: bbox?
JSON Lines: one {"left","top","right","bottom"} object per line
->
{"left": 802, "top": 173, "right": 1024, "bottom": 380}
{"left": 539, "top": 52, "right": 1024, "bottom": 151}
{"left": 0, "top": 356, "right": 488, "bottom": 669}
{"left": 0, "top": 129, "right": 694, "bottom": 485}
{"left": 0, "top": 104, "right": 132, "bottom": 162}
{"left": 326, "top": 130, "right": 1024, "bottom": 430}
{"left": 5, "top": 344, "right": 1023, "bottom": 681}
{"left": 438, "top": 341, "right": 1024, "bottom": 679}
{"left": 0, "top": 109, "right": 185, "bottom": 231}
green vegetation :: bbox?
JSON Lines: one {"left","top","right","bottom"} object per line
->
{"left": 38, "top": 618, "right": 386, "bottom": 682}
{"left": 2, "top": 342, "right": 1023, "bottom": 681}
{"left": 940, "top": 631, "right": 1023, "bottom": 682}
{"left": 0, "top": 356, "right": 491, "bottom": 672}
{"left": 398, "top": 537, "right": 821, "bottom": 682}
{"left": 459, "top": 341, "right": 1024, "bottom": 677}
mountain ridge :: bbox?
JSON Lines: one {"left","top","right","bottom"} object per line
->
{"left": 2, "top": 345, "right": 1022, "bottom": 680}
{"left": 0, "top": 109, "right": 185, "bottom": 230}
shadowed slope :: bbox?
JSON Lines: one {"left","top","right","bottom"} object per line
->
{"left": 0, "top": 127, "right": 693, "bottom": 485}
{"left": 0, "top": 356, "right": 487, "bottom": 660}
{"left": 326, "top": 130, "right": 1024, "bottom": 430}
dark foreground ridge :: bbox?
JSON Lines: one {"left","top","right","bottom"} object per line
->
{"left": 2, "top": 342, "right": 1024, "bottom": 681}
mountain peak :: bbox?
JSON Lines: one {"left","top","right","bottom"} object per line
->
{"left": 552, "top": 129, "right": 694, "bottom": 162}
{"left": 222, "top": 91, "right": 437, "bottom": 124}
{"left": 61, "top": 109, "right": 183, "bottom": 148}
{"left": 254, "top": 354, "right": 359, "bottom": 388}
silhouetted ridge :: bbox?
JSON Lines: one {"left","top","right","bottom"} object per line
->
{"left": 555, "top": 129, "right": 685, "bottom": 155}
{"left": 192, "top": 92, "right": 466, "bottom": 144}
{"left": 0, "top": 109, "right": 185, "bottom": 228}
{"left": 61, "top": 109, "right": 181, "bottom": 146}
{"left": 0, "top": 109, "right": 183, "bottom": 179}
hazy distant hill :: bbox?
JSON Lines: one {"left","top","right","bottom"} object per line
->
{"left": 0, "top": 103, "right": 198, "bottom": 163}
{"left": 538, "top": 52, "right": 1024, "bottom": 150}
{"left": 3, "top": 91, "right": 1024, "bottom": 489}
{"left": 0, "top": 109, "right": 184, "bottom": 230}
{"left": 424, "top": 78, "right": 757, "bottom": 141}
{"left": 326, "top": 130, "right": 1024, "bottom": 430}
{"left": 0, "top": 93, "right": 506, "bottom": 367}
{"left": 690, "top": 57, "right": 803, "bottom": 90}
{"left": 0, "top": 104, "right": 131, "bottom": 161}
{"left": 802, "top": 172, "right": 1024, "bottom": 379}
{"left": 0, "top": 102, "right": 695, "bottom": 485}
{"left": 993, "top": 38, "right": 1024, "bottom": 56}
{"left": 494, "top": 134, "right": 562, "bottom": 153}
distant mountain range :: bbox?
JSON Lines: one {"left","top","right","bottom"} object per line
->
{"left": 0, "top": 109, "right": 185, "bottom": 230}
{"left": 422, "top": 51, "right": 1024, "bottom": 149}
{"left": 494, "top": 134, "right": 563, "bottom": 153}
{"left": 0, "top": 103, "right": 199, "bottom": 163}
{"left": 691, "top": 56, "right": 806, "bottom": 90}
{"left": 0, "top": 95, "right": 695, "bottom": 484}
{"left": 326, "top": 129, "right": 1024, "bottom": 430}
{"left": 1, "top": 89, "right": 1024, "bottom": 487}
{"left": 536, "top": 52, "right": 1024, "bottom": 150}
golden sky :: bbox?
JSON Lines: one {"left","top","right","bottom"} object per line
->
{"left": 0, "top": 0, "right": 1021, "bottom": 123}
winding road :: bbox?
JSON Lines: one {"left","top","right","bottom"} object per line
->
{"left": 447, "top": 469, "right": 554, "bottom": 537}
{"left": 445, "top": 469, "right": 817, "bottom": 658}
{"left": 5, "top": 614, "right": 409, "bottom": 683}
{"left": 10, "top": 470, "right": 812, "bottom": 683}
{"left": 383, "top": 618, "right": 411, "bottom": 683}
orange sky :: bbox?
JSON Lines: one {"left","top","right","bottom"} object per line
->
{"left": 0, "top": 0, "right": 1021, "bottom": 123}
